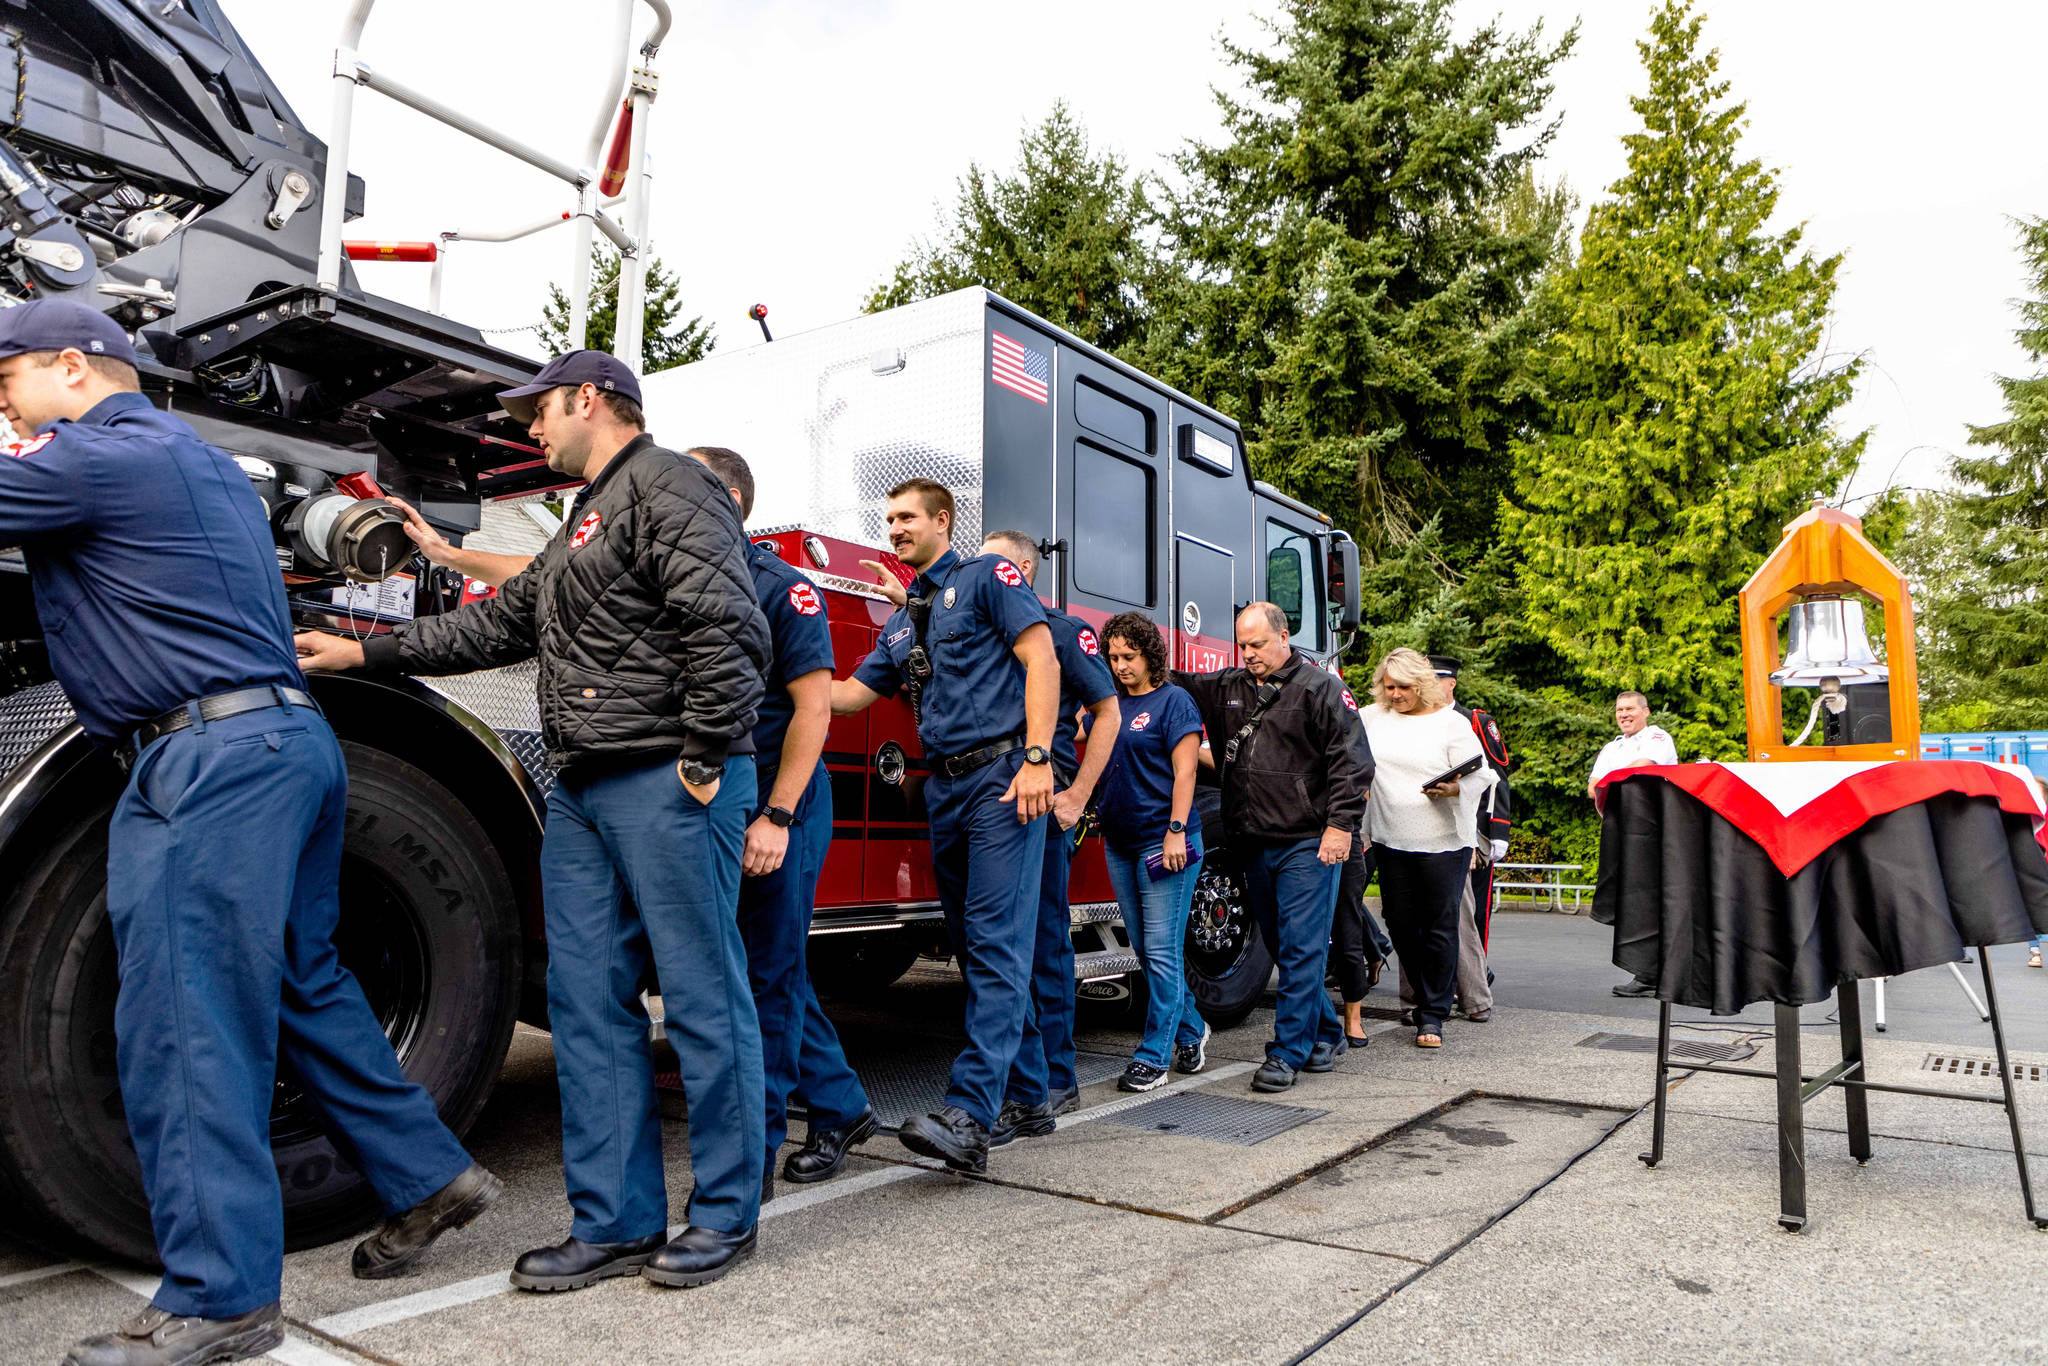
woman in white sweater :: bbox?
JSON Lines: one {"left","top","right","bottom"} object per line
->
{"left": 1361, "top": 648, "right": 1495, "bottom": 1048}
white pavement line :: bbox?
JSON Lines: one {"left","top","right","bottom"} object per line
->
{"left": 309, "top": 1271, "right": 512, "bottom": 1336}
{"left": 759, "top": 1160, "right": 932, "bottom": 1221}
{"left": 90, "top": 1266, "right": 354, "bottom": 1366}
{"left": 0, "top": 1260, "right": 85, "bottom": 1288}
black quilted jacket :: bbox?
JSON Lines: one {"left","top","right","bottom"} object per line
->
{"left": 363, "top": 435, "right": 770, "bottom": 770}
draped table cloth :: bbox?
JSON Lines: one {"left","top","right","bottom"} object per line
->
{"left": 1592, "top": 760, "right": 2048, "bottom": 1012}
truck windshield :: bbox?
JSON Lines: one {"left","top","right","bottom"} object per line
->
{"left": 1265, "top": 521, "right": 1325, "bottom": 654}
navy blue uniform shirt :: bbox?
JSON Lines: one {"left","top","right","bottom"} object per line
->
{"left": 0, "top": 392, "right": 302, "bottom": 741}
{"left": 1047, "top": 610, "right": 1116, "bottom": 779}
{"left": 852, "top": 548, "right": 1047, "bottom": 758}
{"left": 1094, "top": 682, "right": 1205, "bottom": 850}
{"left": 746, "top": 538, "right": 835, "bottom": 762}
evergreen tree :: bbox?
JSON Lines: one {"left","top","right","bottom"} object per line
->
{"left": 863, "top": 103, "right": 1152, "bottom": 354}
{"left": 1503, "top": 0, "right": 1861, "bottom": 755}
{"left": 1909, "top": 216, "right": 2048, "bottom": 729}
{"left": 1147, "top": 0, "right": 1575, "bottom": 561}
{"left": 540, "top": 247, "right": 714, "bottom": 372}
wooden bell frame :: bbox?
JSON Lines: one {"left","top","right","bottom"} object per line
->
{"left": 1738, "top": 505, "right": 1919, "bottom": 763}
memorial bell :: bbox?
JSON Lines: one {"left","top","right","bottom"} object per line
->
{"left": 1738, "top": 500, "right": 1919, "bottom": 762}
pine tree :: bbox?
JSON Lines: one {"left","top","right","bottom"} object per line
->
{"left": 1906, "top": 217, "right": 2048, "bottom": 729}
{"left": 863, "top": 103, "right": 1152, "bottom": 354}
{"left": 1503, "top": 0, "right": 1861, "bottom": 755}
{"left": 540, "top": 247, "right": 714, "bottom": 373}
{"left": 1147, "top": 0, "right": 1575, "bottom": 561}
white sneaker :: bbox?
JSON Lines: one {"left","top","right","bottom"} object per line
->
{"left": 1173, "top": 1021, "right": 1211, "bottom": 1075}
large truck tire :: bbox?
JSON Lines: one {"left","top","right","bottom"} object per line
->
{"left": 807, "top": 931, "right": 923, "bottom": 998}
{"left": 1183, "top": 848, "right": 1272, "bottom": 1028}
{"left": 0, "top": 742, "right": 519, "bottom": 1261}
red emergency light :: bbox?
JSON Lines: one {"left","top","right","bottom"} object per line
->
{"left": 600, "top": 101, "right": 633, "bottom": 197}
{"left": 343, "top": 240, "right": 439, "bottom": 263}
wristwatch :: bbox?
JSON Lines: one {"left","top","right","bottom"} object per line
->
{"left": 1022, "top": 745, "right": 1051, "bottom": 766}
{"left": 1167, "top": 819, "right": 1186, "bottom": 834}
{"left": 680, "top": 758, "right": 722, "bottom": 787}
{"left": 763, "top": 805, "right": 798, "bottom": 829}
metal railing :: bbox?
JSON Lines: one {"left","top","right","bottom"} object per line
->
{"left": 313, "top": 0, "right": 672, "bottom": 371}
{"left": 1493, "top": 861, "right": 1591, "bottom": 911}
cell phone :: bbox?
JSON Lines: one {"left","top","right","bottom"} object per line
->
{"left": 1421, "top": 754, "right": 1484, "bottom": 793}
{"left": 1145, "top": 843, "right": 1203, "bottom": 880}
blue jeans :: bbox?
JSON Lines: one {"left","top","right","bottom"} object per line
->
{"left": 1005, "top": 822, "right": 1078, "bottom": 1106}
{"left": 1103, "top": 836, "right": 1208, "bottom": 1068}
{"left": 541, "top": 753, "right": 762, "bottom": 1240}
{"left": 108, "top": 704, "right": 470, "bottom": 1319}
{"left": 738, "top": 762, "right": 869, "bottom": 1155}
{"left": 925, "top": 750, "right": 1046, "bottom": 1127}
{"left": 1241, "top": 837, "right": 1345, "bottom": 1068}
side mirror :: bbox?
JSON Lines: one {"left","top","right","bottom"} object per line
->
{"left": 1328, "top": 534, "right": 1361, "bottom": 634}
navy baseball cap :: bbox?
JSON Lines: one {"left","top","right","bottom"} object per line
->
{"left": 0, "top": 299, "right": 140, "bottom": 368}
{"left": 496, "top": 349, "right": 642, "bottom": 424}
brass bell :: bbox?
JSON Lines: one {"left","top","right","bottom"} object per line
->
{"left": 1769, "top": 595, "right": 1889, "bottom": 687}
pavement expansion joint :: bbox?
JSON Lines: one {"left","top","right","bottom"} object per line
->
{"left": 1205, "top": 1091, "right": 1482, "bottom": 1224}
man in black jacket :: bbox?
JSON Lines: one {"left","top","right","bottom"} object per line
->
{"left": 297, "top": 351, "right": 773, "bottom": 1291}
{"left": 1175, "top": 604, "right": 1374, "bottom": 1093}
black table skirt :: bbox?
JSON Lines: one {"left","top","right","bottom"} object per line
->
{"left": 1593, "top": 780, "right": 2048, "bottom": 1013}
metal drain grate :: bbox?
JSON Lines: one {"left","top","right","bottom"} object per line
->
{"left": 1922, "top": 1054, "right": 2045, "bottom": 1083}
{"left": 1577, "top": 1032, "right": 1758, "bottom": 1063}
{"left": 1098, "top": 1091, "right": 1326, "bottom": 1146}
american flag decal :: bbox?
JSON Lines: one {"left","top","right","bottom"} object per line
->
{"left": 990, "top": 331, "right": 1049, "bottom": 404}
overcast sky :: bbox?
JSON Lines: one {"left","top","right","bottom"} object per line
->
{"left": 220, "top": 0, "right": 2048, "bottom": 506}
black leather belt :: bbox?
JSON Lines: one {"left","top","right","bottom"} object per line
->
{"left": 120, "top": 685, "right": 318, "bottom": 767}
{"left": 931, "top": 733, "right": 1026, "bottom": 780}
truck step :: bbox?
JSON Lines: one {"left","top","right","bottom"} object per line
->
{"left": 1074, "top": 949, "right": 1140, "bottom": 982}
{"left": 1069, "top": 900, "right": 1123, "bottom": 927}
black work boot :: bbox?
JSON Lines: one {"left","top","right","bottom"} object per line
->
{"left": 1304, "top": 1036, "right": 1349, "bottom": 1073}
{"left": 1048, "top": 1084, "right": 1082, "bottom": 1116}
{"left": 643, "top": 1225, "right": 757, "bottom": 1288}
{"left": 352, "top": 1161, "right": 503, "bottom": 1279}
{"left": 782, "top": 1107, "right": 879, "bottom": 1184}
{"left": 1251, "top": 1053, "right": 1298, "bottom": 1093}
{"left": 989, "top": 1098, "right": 1057, "bottom": 1147}
{"left": 64, "top": 1301, "right": 283, "bottom": 1366}
{"left": 509, "top": 1232, "right": 666, "bottom": 1292}
{"left": 897, "top": 1104, "right": 990, "bottom": 1173}
{"left": 1612, "top": 976, "right": 1658, "bottom": 998}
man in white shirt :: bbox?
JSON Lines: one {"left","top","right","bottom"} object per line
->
{"left": 1587, "top": 691, "right": 1678, "bottom": 797}
{"left": 1591, "top": 691, "right": 1679, "bottom": 996}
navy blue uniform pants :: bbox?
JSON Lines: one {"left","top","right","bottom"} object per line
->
{"left": 926, "top": 750, "right": 1046, "bottom": 1128}
{"left": 1004, "top": 823, "right": 1077, "bottom": 1107}
{"left": 540, "top": 754, "right": 762, "bottom": 1241}
{"left": 107, "top": 705, "right": 470, "bottom": 1320}
{"left": 1241, "top": 837, "right": 1345, "bottom": 1068}
{"left": 737, "top": 762, "right": 869, "bottom": 1161}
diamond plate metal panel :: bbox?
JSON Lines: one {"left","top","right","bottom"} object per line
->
{"left": 0, "top": 681, "right": 78, "bottom": 782}
{"left": 1099, "top": 1092, "right": 1326, "bottom": 1146}
{"left": 638, "top": 289, "right": 989, "bottom": 552}
{"left": 422, "top": 660, "right": 542, "bottom": 735}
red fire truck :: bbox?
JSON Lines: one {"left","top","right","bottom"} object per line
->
{"left": 0, "top": 1, "right": 1356, "bottom": 1265}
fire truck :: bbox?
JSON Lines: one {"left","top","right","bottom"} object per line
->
{"left": 0, "top": 0, "right": 1357, "bottom": 1263}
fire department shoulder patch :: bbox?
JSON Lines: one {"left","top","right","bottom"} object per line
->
{"left": 787, "top": 582, "right": 822, "bottom": 616}
{"left": 992, "top": 559, "right": 1024, "bottom": 588}
{"left": 2, "top": 432, "right": 54, "bottom": 458}
{"left": 569, "top": 511, "right": 602, "bottom": 549}
{"left": 1340, "top": 688, "right": 1359, "bottom": 712}
{"left": 1077, "top": 628, "right": 1100, "bottom": 656}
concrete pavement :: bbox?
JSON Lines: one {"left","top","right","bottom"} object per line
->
{"left": 5, "top": 909, "right": 2047, "bottom": 1364}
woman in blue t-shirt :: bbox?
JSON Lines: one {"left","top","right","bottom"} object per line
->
{"left": 1092, "top": 612, "right": 1210, "bottom": 1091}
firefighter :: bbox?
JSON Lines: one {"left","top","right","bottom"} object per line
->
{"left": 864, "top": 530, "right": 1120, "bottom": 1141}
{"left": 1176, "top": 604, "right": 1374, "bottom": 1093}
{"left": 299, "top": 351, "right": 773, "bottom": 1292}
{"left": 830, "top": 479, "right": 1059, "bottom": 1173}
{"left": 689, "top": 447, "right": 880, "bottom": 1189}
{"left": 0, "top": 300, "right": 498, "bottom": 1366}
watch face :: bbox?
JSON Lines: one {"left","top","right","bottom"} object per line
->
{"left": 1024, "top": 745, "right": 1050, "bottom": 764}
